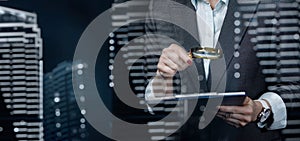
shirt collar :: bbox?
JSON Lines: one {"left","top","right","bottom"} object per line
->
{"left": 191, "top": 0, "right": 229, "bottom": 9}
{"left": 221, "top": 0, "right": 229, "bottom": 6}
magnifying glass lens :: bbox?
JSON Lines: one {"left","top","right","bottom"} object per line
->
{"left": 188, "top": 47, "right": 223, "bottom": 60}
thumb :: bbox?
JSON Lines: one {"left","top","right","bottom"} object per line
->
{"left": 178, "top": 49, "right": 192, "bottom": 65}
{"left": 243, "top": 96, "right": 251, "bottom": 105}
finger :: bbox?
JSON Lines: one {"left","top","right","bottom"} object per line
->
{"left": 177, "top": 47, "right": 192, "bottom": 66}
{"left": 218, "top": 112, "right": 248, "bottom": 128}
{"left": 217, "top": 111, "right": 227, "bottom": 117}
{"left": 160, "top": 55, "right": 179, "bottom": 71}
{"left": 225, "top": 118, "right": 247, "bottom": 127}
{"left": 216, "top": 113, "right": 227, "bottom": 119}
{"left": 217, "top": 114, "right": 240, "bottom": 128}
{"left": 243, "top": 96, "right": 251, "bottom": 105}
{"left": 169, "top": 44, "right": 192, "bottom": 65}
{"left": 230, "top": 113, "right": 252, "bottom": 123}
{"left": 217, "top": 112, "right": 233, "bottom": 120}
{"left": 157, "top": 63, "right": 176, "bottom": 77}
{"left": 217, "top": 111, "right": 227, "bottom": 115}
{"left": 165, "top": 51, "right": 187, "bottom": 70}
{"left": 218, "top": 106, "right": 245, "bottom": 114}
{"left": 165, "top": 44, "right": 192, "bottom": 69}
{"left": 216, "top": 114, "right": 225, "bottom": 120}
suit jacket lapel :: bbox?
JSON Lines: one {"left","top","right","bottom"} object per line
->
{"left": 169, "top": 0, "right": 199, "bottom": 50}
{"left": 218, "top": 0, "right": 238, "bottom": 64}
{"left": 173, "top": 0, "right": 196, "bottom": 11}
{"left": 219, "top": 0, "right": 260, "bottom": 65}
{"left": 216, "top": 0, "right": 261, "bottom": 93}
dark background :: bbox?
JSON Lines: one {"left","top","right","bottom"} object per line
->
{"left": 0, "top": 0, "right": 114, "bottom": 140}
{"left": 1, "top": 0, "right": 113, "bottom": 73}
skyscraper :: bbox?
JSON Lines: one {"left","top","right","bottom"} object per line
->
{"left": 43, "top": 61, "right": 88, "bottom": 141}
{"left": 0, "top": 6, "right": 43, "bottom": 140}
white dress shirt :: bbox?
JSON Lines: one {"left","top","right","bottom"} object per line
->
{"left": 145, "top": 0, "right": 287, "bottom": 130}
{"left": 192, "top": 0, "right": 228, "bottom": 79}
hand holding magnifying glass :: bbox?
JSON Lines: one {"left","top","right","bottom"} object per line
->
{"left": 156, "top": 44, "right": 223, "bottom": 78}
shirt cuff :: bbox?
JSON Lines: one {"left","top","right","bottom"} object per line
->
{"left": 258, "top": 92, "right": 287, "bottom": 130}
{"left": 145, "top": 79, "right": 156, "bottom": 102}
{"left": 145, "top": 79, "right": 155, "bottom": 115}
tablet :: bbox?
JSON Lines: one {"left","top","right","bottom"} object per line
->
{"left": 147, "top": 92, "right": 246, "bottom": 106}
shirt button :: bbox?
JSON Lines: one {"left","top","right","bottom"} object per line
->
{"left": 234, "top": 63, "right": 240, "bottom": 70}
{"left": 234, "top": 28, "right": 241, "bottom": 34}
{"left": 234, "top": 51, "right": 240, "bottom": 58}
{"left": 234, "top": 20, "right": 241, "bottom": 26}
{"left": 234, "top": 36, "right": 240, "bottom": 42}
{"left": 234, "top": 72, "right": 241, "bottom": 79}
{"left": 234, "top": 44, "right": 240, "bottom": 50}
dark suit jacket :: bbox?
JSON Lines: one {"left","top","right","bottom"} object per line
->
{"left": 144, "top": 0, "right": 285, "bottom": 140}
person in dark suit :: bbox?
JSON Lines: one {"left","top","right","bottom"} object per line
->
{"left": 144, "top": 0, "right": 297, "bottom": 140}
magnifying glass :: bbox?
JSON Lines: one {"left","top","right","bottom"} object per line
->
{"left": 188, "top": 47, "right": 223, "bottom": 60}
